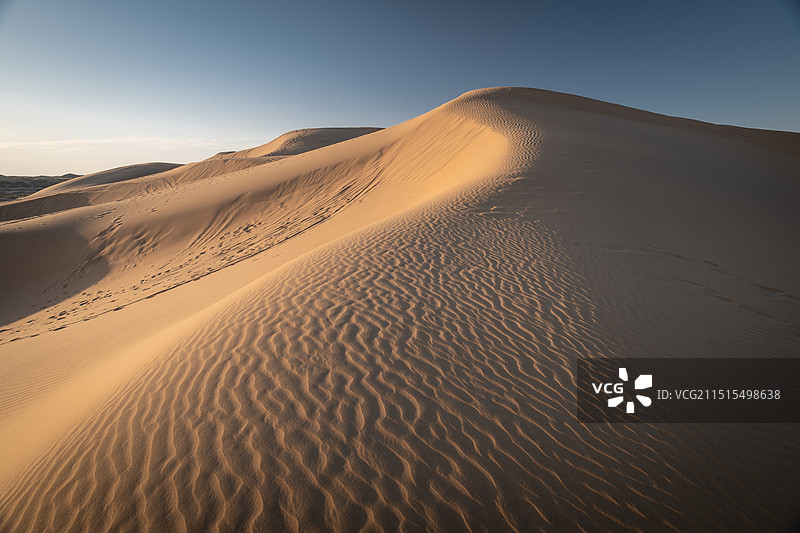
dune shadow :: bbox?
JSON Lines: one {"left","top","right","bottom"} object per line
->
{"left": 0, "top": 224, "right": 110, "bottom": 330}
{"left": 0, "top": 192, "right": 91, "bottom": 222}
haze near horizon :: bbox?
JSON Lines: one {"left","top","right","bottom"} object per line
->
{"left": 1, "top": 0, "right": 799, "bottom": 175}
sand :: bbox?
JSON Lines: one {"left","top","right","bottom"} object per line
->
{"left": 0, "top": 87, "right": 798, "bottom": 531}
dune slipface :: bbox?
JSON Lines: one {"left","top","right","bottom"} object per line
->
{"left": 0, "top": 88, "right": 798, "bottom": 532}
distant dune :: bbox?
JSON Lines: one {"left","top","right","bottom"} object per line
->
{"left": 30, "top": 163, "right": 183, "bottom": 196}
{"left": 0, "top": 88, "right": 798, "bottom": 532}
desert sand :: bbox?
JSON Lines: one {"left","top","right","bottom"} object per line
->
{"left": 0, "top": 87, "right": 798, "bottom": 531}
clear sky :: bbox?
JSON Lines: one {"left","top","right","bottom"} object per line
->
{"left": 1, "top": 0, "right": 798, "bottom": 175}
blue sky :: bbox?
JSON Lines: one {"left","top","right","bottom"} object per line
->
{"left": 1, "top": 0, "right": 798, "bottom": 175}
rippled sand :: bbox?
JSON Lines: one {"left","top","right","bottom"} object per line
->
{"left": 1, "top": 88, "right": 798, "bottom": 532}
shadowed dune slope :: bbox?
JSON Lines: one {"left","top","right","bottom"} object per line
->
{"left": 0, "top": 88, "right": 799, "bottom": 532}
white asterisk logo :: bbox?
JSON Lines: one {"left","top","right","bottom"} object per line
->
{"left": 608, "top": 368, "right": 652, "bottom": 413}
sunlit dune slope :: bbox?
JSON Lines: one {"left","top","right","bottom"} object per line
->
{"left": 0, "top": 113, "right": 500, "bottom": 334}
{"left": 0, "top": 88, "right": 799, "bottom": 532}
{"left": 226, "top": 127, "right": 384, "bottom": 158}
{"left": 0, "top": 128, "right": 385, "bottom": 222}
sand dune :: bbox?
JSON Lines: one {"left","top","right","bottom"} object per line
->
{"left": 226, "top": 127, "right": 384, "bottom": 158}
{"left": 31, "top": 163, "right": 183, "bottom": 195}
{"left": 0, "top": 88, "right": 798, "bottom": 532}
